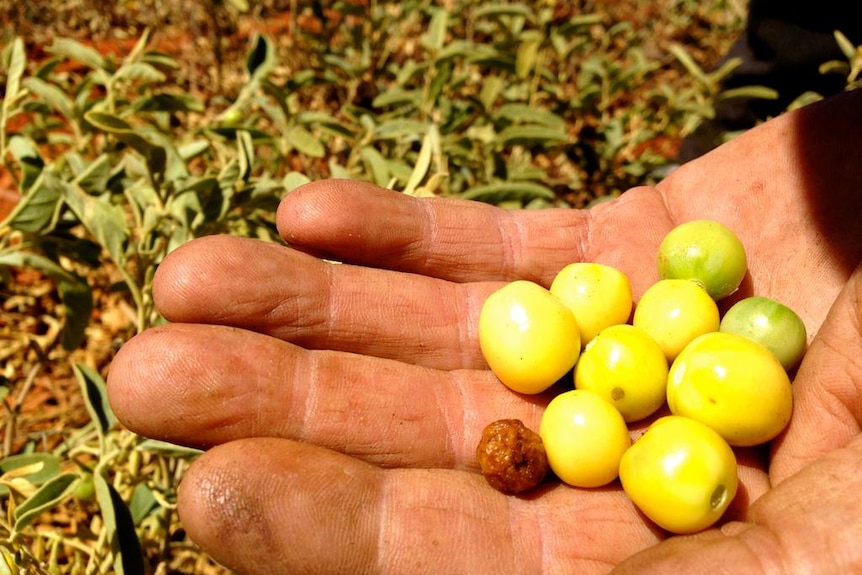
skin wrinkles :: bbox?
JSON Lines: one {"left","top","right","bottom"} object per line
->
{"left": 104, "top": 91, "right": 862, "bottom": 575}
{"left": 579, "top": 186, "right": 672, "bottom": 298}
{"left": 159, "top": 234, "right": 490, "bottom": 371}
{"left": 280, "top": 180, "right": 588, "bottom": 285}
{"left": 181, "top": 463, "right": 276, "bottom": 566}
{"left": 111, "top": 320, "right": 559, "bottom": 469}
{"left": 433, "top": 368, "right": 469, "bottom": 471}
{"left": 771, "top": 268, "right": 862, "bottom": 482}
{"left": 456, "top": 281, "right": 484, "bottom": 369}
{"left": 501, "top": 208, "right": 529, "bottom": 283}
{"left": 182, "top": 440, "right": 381, "bottom": 575}
{"left": 415, "top": 193, "right": 457, "bottom": 278}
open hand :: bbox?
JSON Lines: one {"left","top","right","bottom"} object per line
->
{"left": 107, "top": 90, "right": 862, "bottom": 574}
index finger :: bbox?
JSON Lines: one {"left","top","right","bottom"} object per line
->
{"left": 276, "top": 180, "right": 670, "bottom": 292}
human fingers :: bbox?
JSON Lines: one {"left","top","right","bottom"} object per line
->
{"left": 153, "top": 234, "right": 498, "bottom": 370}
{"left": 612, "top": 262, "right": 862, "bottom": 574}
{"left": 107, "top": 320, "right": 776, "bottom": 497}
{"left": 658, "top": 90, "right": 862, "bottom": 330}
{"left": 107, "top": 322, "right": 548, "bottom": 468}
{"left": 275, "top": 93, "right": 862, "bottom": 334}
{"left": 770, "top": 263, "right": 862, "bottom": 482}
{"left": 612, "top": 437, "right": 862, "bottom": 574}
{"left": 277, "top": 179, "right": 672, "bottom": 293}
{"left": 177, "top": 437, "right": 661, "bottom": 575}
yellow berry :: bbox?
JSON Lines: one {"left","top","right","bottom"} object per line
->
{"left": 479, "top": 281, "right": 580, "bottom": 394}
{"left": 549, "top": 262, "right": 633, "bottom": 345}
{"left": 574, "top": 324, "right": 669, "bottom": 422}
{"left": 539, "top": 389, "right": 631, "bottom": 488}
{"left": 632, "top": 279, "right": 720, "bottom": 362}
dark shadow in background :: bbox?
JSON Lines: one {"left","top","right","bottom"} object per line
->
{"left": 679, "top": 0, "right": 862, "bottom": 165}
{"left": 794, "top": 88, "right": 862, "bottom": 277}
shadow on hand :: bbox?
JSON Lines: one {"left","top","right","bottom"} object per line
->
{"left": 795, "top": 89, "right": 862, "bottom": 276}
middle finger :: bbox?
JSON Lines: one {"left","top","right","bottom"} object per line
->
{"left": 107, "top": 322, "right": 550, "bottom": 469}
{"left": 154, "top": 234, "right": 499, "bottom": 371}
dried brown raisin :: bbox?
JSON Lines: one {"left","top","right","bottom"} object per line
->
{"left": 476, "top": 419, "right": 549, "bottom": 494}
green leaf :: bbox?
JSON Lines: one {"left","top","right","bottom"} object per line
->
{"left": 286, "top": 125, "right": 325, "bottom": 158}
{"left": 402, "top": 126, "right": 437, "bottom": 195}
{"left": 141, "top": 50, "right": 180, "bottom": 70}
{"left": 0, "top": 453, "right": 61, "bottom": 496}
{"left": 495, "top": 124, "right": 570, "bottom": 147}
{"left": 85, "top": 112, "right": 169, "bottom": 181}
{"left": 62, "top": 180, "right": 130, "bottom": 266}
{"left": 563, "top": 14, "right": 604, "bottom": 28}
{"left": 58, "top": 276, "right": 93, "bottom": 350}
{"left": 42, "top": 232, "right": 103, "bottom": 268}
{"left": 113, "top": 62, "right": 166, "bottom": 84}
{"left": 516, "top": 30, "right": 543, "bottom": 79}
{"left": 226, "top": 0, "right": 250, "bottom": 10}
{"left": 0, "top": 163, "right": 60, "bottom": 234}
{"left": 427, "top": 59, "right": 453, "bottom": 105}
{"left": 372, "top": 87, "right": 422, "bottom": 109}
{"left": 473, "top": 4, "right": 534, "bottom": 20}
{"left": 246, "top": 35, "right": 275, "bottom": 81}
{"left": 129, "top": 484, "right": 158, "bottom": 526}
{"left": 178, "top": 176, "right": 224, "bottom": 222}
{"left": 328, "top": 159, "right": 351, "bottom": 180}
{"left": 135, "top": 439, "right": 203, "bottom": 459}
{"left": 75, "top": 153, "right": 112, "bottom": 194}
{"left": 134, "top": 92, "right": 204, "bottom": 113}
{"left": 360, "top": 146, "right": 390, "bottom": 187}
{"left": 322, "top": 54, "right": 360, "bottom": 76}
{"left": 0, "top": 251, "right": 77, "bottom": 285}
{"left": 707, "top": 56, "right": 742, "bottom": 85}
{"left": 479, "top": 76, "right": 504, "bottom": 111}
{"left": 299, "top": 113, "right": 358, "bottom": 139}
{"left": 21, "top": 76, "right": 76, "bottom": 123}
{"left": 94, "top": 466, "right": 146, "bottom": 575}
{"left": 668, "top": 43, "right": 710, "bottom": 90}
{"left": 177, "top": 139, "right": 211, "bottom": 161}
{"left": 84, "top": 110, "right": 133, "bottom": 132}
{"left": 168, "top": 181, "right": 205, "bottom": 232}
{"left": 716, "top": 86, "right": 780, "bottom": 102}
{"left": 48, "top": 37, "right": 107, "bottom": 71}
{"left": 787, "top": 90, "right": 824, "bottom": 111}
{"left": 142, "top": 142, "right": 168, "bottom": 184}
{"left": 124, "top": 27, "right": 152, "bottom": 64}
{"left": 2, "top": 37, "right": 26, "bottom": 109}
{"left": 493, "top": 103, "right": 566, "bottom": 128}
{"left": 283, "top": 171, "right": 311, "bottom": 192}
{"left": 834, "top": 30, "right": 857, "bottom": 61}
{"left": 73, "top": 364, "right": 117, "bottom": 440}
{"left": 373, "top": 119, "right": 428, "bottom": 140}
{"left": 423, "top": 8, "right": 449, "bottom": 53}
{"left": 0, "top": 547, "right": 14, "bottom": 574}
{"left": 436, "top": 39, "right": 485, "bottom": 63}
{"left": 461, "top": 181, "right": 556, "bottom": 204}
{"left": 237, "top": 130, "right": 255, "bottom": 181}
{"left": 820, "top": 60, "right": 849, "bottom": 76}
{"left": 13, "top": 472, "right": 79, "bottom": 532}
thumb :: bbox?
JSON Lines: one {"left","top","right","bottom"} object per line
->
{"left": 611, "top": 437, "right": 862, "bottom": 574}
{"left": 613, "top": 264, "right": 862, "bottom": 574}
{"left": 770, "top": 262, "right": 862, "bottom": 483}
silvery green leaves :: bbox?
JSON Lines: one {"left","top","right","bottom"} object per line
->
{"left": 0, "top": 31, "right": 291, "bottom": 345}
{"left": 0, "top": 34, "right": 286, "bottom": 571}
{"left": 0, "top": 366, "right": 151, "bottom": 575}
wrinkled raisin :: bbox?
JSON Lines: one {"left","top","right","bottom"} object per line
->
{"left": 476, "top": 419, "right": 549, "bottom": 494}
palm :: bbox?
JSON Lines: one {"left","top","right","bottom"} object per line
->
{"left": 108, "top": 91, "right": 862, "bottom": 574}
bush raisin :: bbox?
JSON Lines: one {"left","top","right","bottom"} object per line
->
{"left": 476, "top": 419, "right": 549, "bottom": 494}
